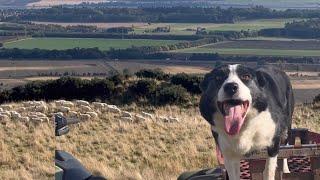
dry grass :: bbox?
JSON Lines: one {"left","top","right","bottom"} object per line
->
{"left": 291, "top": 79, "right": 320, "bottom": 89}
{"left": 0, "top": 101, "right": 319, "bottom": 180}
{"left": 0, "top": 119, "right": 54, "bottom": 179}
{"left": 56, "top": 106, "right": 215, "bottom": 180}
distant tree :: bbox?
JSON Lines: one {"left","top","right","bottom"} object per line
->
{"left": 170, "top": 73, "right": 203, "bottom": 94}
{"left": 155, "top": 84, "right": 190, "bottom": 105}
{"left": 129, "top": 79, "right": 157, "bottom": 97}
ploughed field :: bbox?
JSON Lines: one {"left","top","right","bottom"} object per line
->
{"left": 206, "top": 40, "right": 320, "bottom": 50}
{"left": 0, "top": 60, "right": 113, "bottom": 88}
{"left": 3, "top": 38, "right": 182, "bottom": 51}
{"left": 174, "top": 39, "right": 320, "bottom": 57}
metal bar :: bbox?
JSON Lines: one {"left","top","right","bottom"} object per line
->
{"left": 282, "top": 172, "right": 313, "bottom": 180}
{"left": 244, "top": 145, "right": 320, "bottom": 160}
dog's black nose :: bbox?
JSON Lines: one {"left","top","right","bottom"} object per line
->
{"left": 224, "top": 82, "right": 238, "bottom": 96}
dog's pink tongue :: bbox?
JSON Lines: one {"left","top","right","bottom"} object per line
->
{"left": 224, "top": 105, "right": 244, "bottom": 136}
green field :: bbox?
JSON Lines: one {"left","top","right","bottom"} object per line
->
{"left": 4, "top": 38, "right": 182, "bottom": 50}
{"left": 134, "top": 19, "right": 299, "bottom": 35}
{"left": 174, "top": 47, "right": 320, "bottom": 57}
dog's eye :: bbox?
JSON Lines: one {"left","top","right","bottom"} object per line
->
{"left": 241, "top": 74, "right": 252, "bottom": 81}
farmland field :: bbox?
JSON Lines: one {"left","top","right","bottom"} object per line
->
{"left": 173, "top": 39, "right": 320, "bottom": 56}
{"left": 3, "top": 38, "right": 182, "bottom": 50}
{"left": 174, "top": 47, "right": 320, "bottom": 57}
{"left": 27, "top": 0, "right": 107, "bottom": 7}
{"left": 0, "top": 60, "right": 112, "bottom": 78}
{"left": 241, "top": 37, "right": 319, "bottom": 41}
{"left": 134, "top": 19, "right": 298, "bottom": 35}
{"left": 206, "top": 40, "right": 320, "bottom": 50}
{"left": 31, "top": 22, "right": 149, "bottom": 29}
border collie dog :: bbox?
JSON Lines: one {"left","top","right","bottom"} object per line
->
{"left": 200, "top": 64, "right": 294, "bottom": 180}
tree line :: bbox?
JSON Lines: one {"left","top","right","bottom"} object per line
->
{"left": 259, "top": 18, "right": 320, "bottom": 38}
{"left": 0, "top": 47, "right": 319, "bottom": 65}
{"left": 0, "top": 69, "right": 204, "bottom": 106}
{"left": 2, "top": 6, "right": 320, "bottom": 23}
{"left": 1, "top": 68, "right": 319, "bottom": 106}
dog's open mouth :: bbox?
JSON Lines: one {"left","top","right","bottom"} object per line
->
{"left": 217, "top": 99, "right": 249, "bottom": 136}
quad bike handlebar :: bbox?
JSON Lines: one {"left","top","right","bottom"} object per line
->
{"left": 55, "top": 115, "right": 106, "bottom": 180}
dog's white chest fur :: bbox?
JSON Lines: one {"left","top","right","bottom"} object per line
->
{"left": 213, "top": 109, "right": 276, "bottom": 157}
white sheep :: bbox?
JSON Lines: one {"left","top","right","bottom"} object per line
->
{"left": 55, "top": 100, "right": 63, "bottom": 105}
{"left": 40, "top": 117, "right": 50, "bottom": 123}
{"left": 0, "top": 111, "right": 11, "bottom": 117}
{"left": 92, "top": 102, "right": 105, "bottom": 109}
{"left": 16, "top": 107, "right": 26, "bottom": 113}
{"left": 86, "top": 112, "right": 98, "bottom": 119}
{"left": 10, "top": 111, "right": 21, "bottom": 119}
{"left": 159, "top": 116, "right": 169, "bottom": 122}
{"left": 55, "top": 100, "right": 64, "bottom": 106}
{"left": 31, "top": 117, "right": 45, "bottom": 123}
{"left": 141, "top": 112, "right": 154, "bottom": 119}
{"left": 135, "top": 114, "right": 147, "bottom": 122}
{"left": 33, "top": 105, "right": 48, "bottom": 113}
{"left": 68, "top": 111, "right": 78, "bottom": 118}
{"left": 0, "top": 105, "right": 13, "bottom": 111}
{"left": 34, "top": 101, "right": 45, "bottom": 106}
{"left": 28, "top": 114, "right": 38, "bottom": 119}
{"left": 23, "top": 101, "right": 32, "bottom": 106}
{"left": 121, "top": 117, "right": 133, "bottom": 122}
{"left": 0, "top": 114, "right": 9, "bottom": 121}
{"left": 63, "top": 101, "right": 74, "bottom": 108}
{"left": 0, "top": 107, "right": 3, "bottom": 112}
{"left": 107, "top": 105, "right": 121, "bottom": 113}
{"left": 80, "top": 105, "right": 92, "bottom": 112}
{"left": 18, "top": 116, "right": 30, "bottom": 122}
{"left": 57, "top": 106, "right": 70, "bottom": 113}
{"left": 169, "top": 116, "right": 179, "bottom": 122}
{"left": 55, "top": 100, "right": 74, "bottom": 107}
{"left": 54, "top": 112, "right": 64, "bottom": 117}
{"left": 121, "top": 111, "right": 132, "bottom": 118}
{"left": 75, "top": 100, "right": 90, "bottom": 107}
{"left": 34, "top": 112, "right": 47, "bottom": 118}
{"left": 79, "top": 113, "right": 91, "bottom": 121}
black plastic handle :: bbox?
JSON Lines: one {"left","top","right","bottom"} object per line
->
{"left": 55, "top": 150, "right": 92, "bottom": 180}
{"left": 55, "top": 114, "right": 81, "bottom": 136}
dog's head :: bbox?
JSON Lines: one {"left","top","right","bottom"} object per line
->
{"left": 200, "top": 64, "right": 268, "bottom": 136}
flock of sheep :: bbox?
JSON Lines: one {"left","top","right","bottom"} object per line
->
{"left": 0, "top": 100, "right": 180, "bottom": 125}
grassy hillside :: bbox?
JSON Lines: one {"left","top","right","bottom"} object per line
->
{"left": 1, "top": 101, "right": 319, "bottom": 179}
{"left": 4, "top": 38, "right": 182, "bottom": 51}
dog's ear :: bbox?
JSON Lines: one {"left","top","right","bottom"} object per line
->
{"left": 256, "top": 70, "right": 266, "bottom": 87}
{"left": 200, "top": 72, "right": 213, "bottom": 92}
